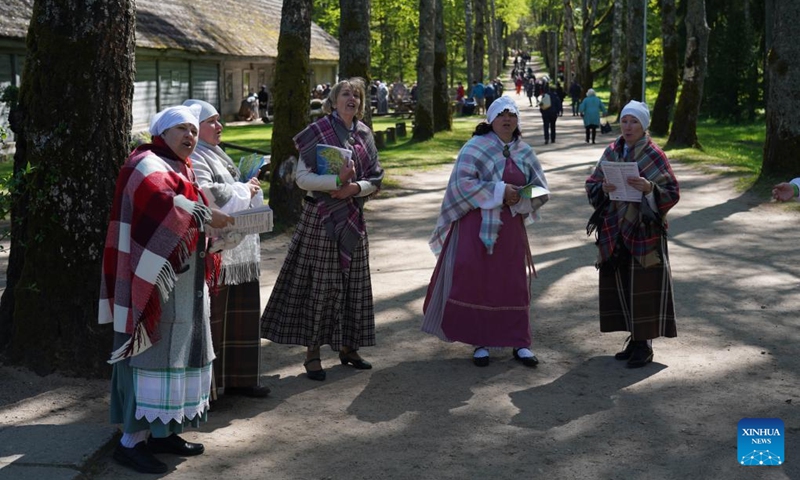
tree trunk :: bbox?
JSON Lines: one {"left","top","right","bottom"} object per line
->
{"left": 339, "top": 0, "right": 372, "bottom": 128}
{"left": 761, "top": 0, "right": 800, "bottom": 177}
{"left": 488, "top": 0, "right": 499, "bottom": 80}
{"left": 414, "top": 0, "right": 435, "bottom": 141}
{"left": 3, "top": 0, "right": 134, "bottom": 376}
{"left": 269, "top": 0, "right": 312, "bottom": 226}
{"left": 609, "top": 0, "right": 625, "bottom": 114}
{"left": 650, "top": 0, "right": 679, "bottom": 136}
{"left": 465, "top": 0, "right": 474, "bottom": 86}
{"left": 562, "top": 0, "right": 577, "bottom": 89}
{"left": 579, "top": 0, "right": 600, "bottom": 89}
{"left": 626, "top": 0, "right": 645, "bottom": 103}
{"left": 472, "top": 0, "right": 486, "bottom": 83}
{"left": 666, "top": 0, "right": 710, "bottom": 149}
{"left": 433, "top": 0, "right": 452, "bottom": 132}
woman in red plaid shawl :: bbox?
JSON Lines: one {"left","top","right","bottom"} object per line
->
{"left": 99, "top": 105, "right": 233, "bottom": 474}
{"left": 585, "top": 101, "right": 680, "bottom": 369}
{"left": 260, "top": 78, "right": 384, "bottom": 381}
{"left": 422, "top": 96, "right": 549, "bottom": 368}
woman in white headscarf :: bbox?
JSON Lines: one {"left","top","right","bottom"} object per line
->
{"left": 99, "top": 105, "right": 233, "bottom": 474}
{"left": 423, "top": 96, "right": 549, "bottom": 368}
{"left": 585, "top": 100, "right": 680, "bottom": 369}
{"left": 182, "top": 99, "right": 270, "bottom": 399}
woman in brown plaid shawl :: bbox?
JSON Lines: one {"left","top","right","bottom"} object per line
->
{"left": 585, "top": 101, "right": 680, "bottom": 368}
{"left": 261, "top": 78, "right": 384, "bottom": 381}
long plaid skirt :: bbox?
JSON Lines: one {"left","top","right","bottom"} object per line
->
{"left": 598, "top": 237, "right": 677, "bottom": 340}
{"left": 210, "top": 281, "right": 262, "bottom": 391}
{"left": 260, "top": 199, "right": 375, "bottom": 351}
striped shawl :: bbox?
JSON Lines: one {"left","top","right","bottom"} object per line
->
{"left": 430, "top": 132, "right": 548, "bottom": 256}
{"left": 585, "top": 135, "right": 680, "bottom": 266}
{"left": 98, "top": 139, "right": 218, "bottom": 363}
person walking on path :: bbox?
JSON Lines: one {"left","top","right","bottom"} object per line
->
{"left": 422, "top": 96, "right": 549, "bottom": 368}
{"left": 569, "top": 78, "right": 582, "bottom": 116}
{"left": 99, "top": 105, "right": 234, "bottom": 474}
{"left": 585, "top": 100, "right": 680, "bottom": 368}
{"left": 539, "top": 83, "right": 561, "bottom": 144}
{"left": 578, "top": 88, "right": 607, "bottom": 144}
{"left": 260, "top": 78, "right": 384, "bottom": 381}
{"left": 183, "top": 99, "right": 271, "bottom": 399}
{"left": 525, "top": 77, "right": 535, "bottom": 107}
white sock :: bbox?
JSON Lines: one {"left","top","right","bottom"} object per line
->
{"left": 473, "top": 347, "right": 489, "bottom": 358}
{"left": 120, "top": 430, "right": 149, "bottom": 448}
{"left": 515, "top": 347, "right": 535, "bottom": 358}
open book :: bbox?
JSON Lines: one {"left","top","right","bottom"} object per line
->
{"left": 316, "top": 144, "right": 352, "bottom": 175}
{"left": 600, "top": 161, "right": 642, "bottom": 202}
{"left": 238, "top": 154, "right": 269, "bottom": 182}
{"left": 519, "top": 182, "right": 550, "bottom": 199}
{"left": 207, "top": 205, "right": 274, "bottom": 237}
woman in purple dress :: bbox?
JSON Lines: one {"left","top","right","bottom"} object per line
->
{"left": 423, "top": 96, "right": 549, "bottom": 367}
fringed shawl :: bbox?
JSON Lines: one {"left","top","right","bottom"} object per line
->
{"left": 429, "top": 132, "right": 548, "bottom": 256}
{"left": 98, "top": 139, "right": 218, "bottom": 363}
{"left": 585, "top": 135, "right": 680, "bottom": 266}
{"left": 293, "top": 113, "right": 384, "bottom": 270}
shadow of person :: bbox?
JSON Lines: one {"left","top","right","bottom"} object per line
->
{"left": 509, "top": 356, "right": 666, "bottom": 430}
{"left": 347, "top": 359, "right": 496, "bottom": 423}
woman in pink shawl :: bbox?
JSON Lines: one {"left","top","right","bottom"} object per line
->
{"left": 423, "top": 96, "right": 549, "bottom": 367}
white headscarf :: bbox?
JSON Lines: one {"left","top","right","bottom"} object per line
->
{"left": 182, "top": 99, "right": 218, "bottom": 122}
{"left": 149, "top": 105, "right": 201, "bottom": 136}
{"left": 486, "top": 96, "right": 520, "bottom": 125}
{"left": 621, "top": 100, "right": 650, "bottom": 131}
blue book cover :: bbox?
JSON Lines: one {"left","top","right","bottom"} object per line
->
{"left": 316, "top": 144, "right": 352, "bottom": 175}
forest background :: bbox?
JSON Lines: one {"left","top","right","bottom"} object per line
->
{"left": 0, "top": 0, "right": 794, "bottom": 379}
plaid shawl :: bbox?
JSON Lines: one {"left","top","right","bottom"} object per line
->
{"left": 430, "top": 132, "right": 548, "bottom": 256}
{"left": 98, "top": 138, "right": 218, "bottom": 363}
{"left": 585, "top": 135, "right": 679, "bottom": 266}
{"left": 294, "top": 113, "right": 384, "bottom": 270}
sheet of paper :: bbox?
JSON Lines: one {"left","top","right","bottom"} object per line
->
{"left": 600, "top": 161, "right": 642, "bottom": 203}
{"left": 207, "top": 205, "right": 274, "bottom": 236}
{"left": 519, "top": 183, "right": 550, "bottom": 199}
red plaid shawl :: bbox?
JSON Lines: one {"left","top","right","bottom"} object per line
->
{"left": 585, "top": 135, "right": 679, "bottom": 266}
{"left": 98, "top": 138, "right": 218, "bottom": 363}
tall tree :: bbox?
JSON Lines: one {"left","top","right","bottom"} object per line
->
{"left": 626, "top": 0, "right": 645, "bottom": 104}
{"left": 339, "top": 0, "right": 372, "bottom": 127}
{"left": 577, "top": 0, "right": 602, "bottom": 90}
{"left": 488, "top": 0, "right": 499, "bottom": 80}
{"left": 270, "top": 0, "right": 312, "bottom": 224}
{"left": 562, "top": 0, "right": 577, "bottom": 88}
{"left": 761, "top": 0, "right": 800, "bottom": 177}
{"left": 609, "top": 0, "right": 625, "bottom": 114}
{"left": 0, "top": 0, "right": 134, "bottom": 375}
{"left": 472, "top": 0, "right": 486, "bottom": 83}
{"left": 415, "top": 0, "right": 436, "bottom": 141}
{"left": 465, "top": 0, "right": 474, "bottom": 86}
{"left": 650, "top": 0, "right": 680, "bottom": 136}
{"left": 666, "top": 0, "right": 710, "bottom": 149}
{"left": 434, "top": 0, "right": 453, "bottom": 132}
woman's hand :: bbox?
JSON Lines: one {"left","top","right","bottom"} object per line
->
{"left": 503, "top": 184, "right": 521, "bottom": 205}
{"left": 626, "top": 176, "right": 654, "bottom": 194}
{"left": 601, "top": 178, "right": 617, "bottom": 194}
{"left": 338, "top": 159, "right": 356, "bottom": 185}
{"left": 331, "top": 182, "right": 361, "bottom": 199}
{"left": 247, "top": 177, "right": 261, "bottom": 198}
{"left": 208, "top": 208, "right": 234, "bottom": 229}
{"left": 772, "top": 182, "right": 796, "bottom": 202}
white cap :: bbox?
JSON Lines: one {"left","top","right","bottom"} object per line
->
{"left": 486, "top": 96, "right": 520, "bottom": 125}
{"left": 182, "top": 99, "right": 219, "bottom": 122}
{"left": 620, "top": 100, "right": 650, "bottom": 131}
{"left": 149, "top": 104, "right": 201, "bottom": 136}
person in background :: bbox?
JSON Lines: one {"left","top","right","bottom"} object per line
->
{"left": 484, "top": 80, "right": 496, "bottom": 110}
{"left": 423, "top": 96, "right": 549, "bottom": 368}
{"left": 585, "top": 100, "right": 680, "bottom": 369}
{"left": 578, "top": 88, "right": 608, "bottom": 144}
{"left": 525, "top": 77, "right": 535, "bottom": 107}
{"left": 261, "top": 78, "right": 384, "bottom": 381}
{"left": 539, "top": 83, "right": 561, "bottom": 144}
{"left": 183, "top": 99, "right": 270, "bottom": 399}
{"left": 569, "top": 77, "right": 582, "bottom": 116}
{"left": 471, "top": 80, "right": 485, "bottom": 116}
{"left": 99, "top": 105, "right": 233, "bottom": 474}
{"left": 257, "top": 85, "right": 270, "bottom": 122}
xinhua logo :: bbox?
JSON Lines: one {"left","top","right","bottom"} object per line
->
{"left": 738, "top": 418, "right": 784, "bottom": 466}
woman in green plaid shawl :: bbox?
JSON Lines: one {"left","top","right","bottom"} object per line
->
{"left": 585, "top": 101, "right": 680, "bottom": 369}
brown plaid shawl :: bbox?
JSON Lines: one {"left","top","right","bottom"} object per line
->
{"left": 293, "top": 114, "right": 383, "bottom": 270}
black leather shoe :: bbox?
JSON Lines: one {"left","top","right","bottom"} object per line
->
{"left": 113, "top": 442, "right": 168, "bottom": 473}
{"left": 513, "top": 348, "right": 539, "bottom": 367}
{"left": 304, "top": 357, "right": 326, "bottom": 381}
{"left": 614, "top": 336, "right": 635, "bottom": 360}
{"left": 339, "top": 350, "right": 372, "bottom": 370}
{"left": 473, "top": 347, "right": 489, "bottom": 367}
{"left": 226, "top": 385, "right": 271, "bottom": 397}
{"left": 148, "top": 434, "right": 205, "bottom": 456}
{"left": 626, "top": 344, "right": 654, "bottom": 368}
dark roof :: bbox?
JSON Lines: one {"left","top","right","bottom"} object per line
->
{"left": 0, "top": 0, "right": 338, "bottom": 61}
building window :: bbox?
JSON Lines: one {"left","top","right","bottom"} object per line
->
{"left": 242, "top": 70, "right": 252, "bottom": 98}
{"left": 224, "top": 70, "right": 233, "bottom": 101}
